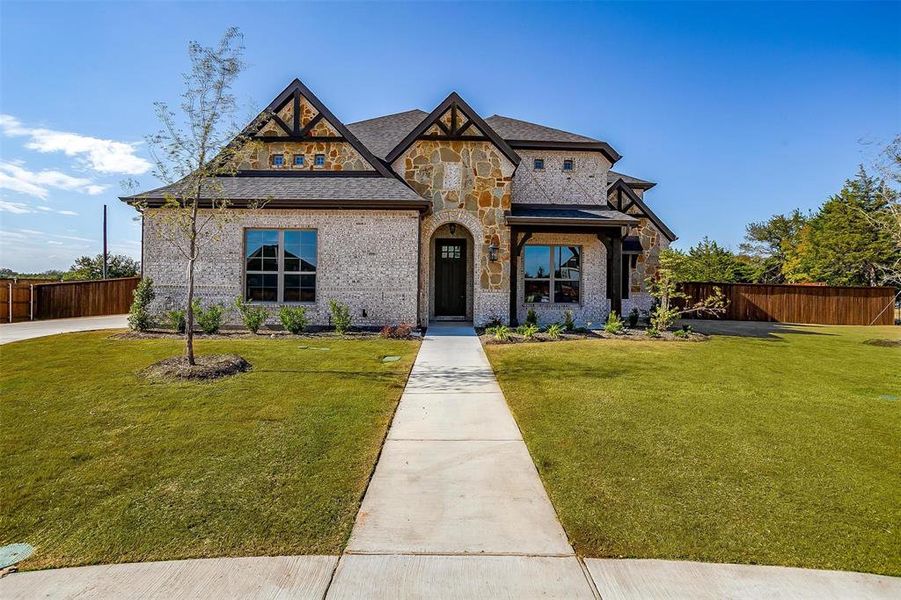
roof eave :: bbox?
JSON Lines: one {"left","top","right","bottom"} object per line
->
{"left": 506, "top": 140, "right": 621, "bottom": 164}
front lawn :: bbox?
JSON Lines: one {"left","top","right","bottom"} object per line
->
{"left": 485, "top": 323, "right": 901, "bottom": 576}
{"left": 0, "top": 331, "right": 418, "bottom": 570}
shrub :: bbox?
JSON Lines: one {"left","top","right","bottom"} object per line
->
{"left": 486, "top": 324, "right": 511, "bottom": 341}
{"left": 381, "top": 323, "right": 413, "bottom": 339}
{"left": 649, "top": 305, "right": 679, "bottom": 334}
{"left": 234, "top": 297, "right": 268, "bottom": 334}
{"left": 167, "top": 309, "right": 186, "bottom": 334}
{"left": 525, "top": 308, "right": 538, "bottom": 326}
{"left": 279, "top": 306, "right": 309, "bottom": 334}
{"left": 128, "top": 277, "right": 155, "bottom": 332}
{"left": 673, "top": 328, "right": 690, "bottom": 338}
{"left": 646, "top": 327, "right": 661, "bottom": 338}
{"left": 194, "top": 301, "right": 225, "bottom": 335}
{"left": 563, "top": 310, "right": 575, "bottom": 332}
{"left": 516, "top": 323, "right": 539, "bottom": 339}
{"left": 328, "top": 299, "right": 352, "bottom": 334}
{"left": 485, "top": 317, "right": 502, "bottom": 329}
{"left": 545, "top": 323, "right": 563, "bottom": 340}
{"left": 627, "top": 307, "right": 640, "bottom": 328}
{"left": 604, "top": 311, "right": 624, "bottom": 334}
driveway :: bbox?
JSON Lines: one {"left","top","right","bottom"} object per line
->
{"left": 0, "top": 314, "right": 128, "bottom": 345}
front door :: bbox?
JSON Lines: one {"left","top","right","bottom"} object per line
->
{"left": 435, "top": 239, "right": 466, "bottom": 317}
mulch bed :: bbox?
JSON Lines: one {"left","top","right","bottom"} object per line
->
{"left": 113, "top": 329, "right": 418, "bottom": 341}
{"left": 142, "top": 354, "right": 251, "bottom": 380}
{"left": 479, "top": 327, "right": 709, "bottom": 345}
{"left": 864, "top": 338, "right": 901, "bottom": 347}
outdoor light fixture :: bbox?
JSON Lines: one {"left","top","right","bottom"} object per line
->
{"left": 488, "top": 243, "right": 499, "bottom": 262}
{"left": 449, "top": 223, "right": 457, "bottom": 235}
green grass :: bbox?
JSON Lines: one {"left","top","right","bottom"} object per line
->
{"left": 485, "top": 324, "right": 901, "bottom": 576}
{"left": 0, "top": 331, "right": 418, "bottom": 570}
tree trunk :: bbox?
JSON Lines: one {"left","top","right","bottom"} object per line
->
{"left": 184, "top": 200, "right": 199, "bottom": 366}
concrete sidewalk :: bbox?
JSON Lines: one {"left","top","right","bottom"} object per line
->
{"left": 328, "top": 321, "right": 595, "bottom": 598}
{"left": 0, "top": 314, "right": 127, "bottom": 344}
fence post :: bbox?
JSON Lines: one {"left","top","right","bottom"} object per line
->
{"left": 30, "top": 284, "right": 34, "bottom": 321}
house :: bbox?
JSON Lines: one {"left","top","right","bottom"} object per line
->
{"left": 123, "top": 79, "right": 675, "bottom": 328}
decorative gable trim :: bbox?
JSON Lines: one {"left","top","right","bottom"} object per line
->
{"left": 608, "top": 178, "right": 677, "bottom": 241}
{"left": 384, "top": 92, "right": 521, "bottom": 166}
{"left": 241, "top": 79, "right": 396, "bottom": 178}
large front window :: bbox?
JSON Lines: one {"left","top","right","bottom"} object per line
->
{"left": 245, "top": 229, "right": 317, "bottom": 302}
{"left": 523, "top": 245, "right": 581, "bottom": 304}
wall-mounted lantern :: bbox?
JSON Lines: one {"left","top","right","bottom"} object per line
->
{"left": 449, "top": 223, "right": 457, "bottom": 235}
{"left": 488, "top": 243, "right": 499, "bottom": 262}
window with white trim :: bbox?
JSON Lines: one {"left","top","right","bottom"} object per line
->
{"left": 523, "top": 245, "right": 581, "bottom": 304}
{"left": 245, "top": 229, "right": 318, "bottom": 302}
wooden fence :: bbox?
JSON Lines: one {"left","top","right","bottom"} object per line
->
{"left": 1, "top": 277, "right": 139, "bottom": 323}
{"left": 678, "top": 282, "right": 898, "bottom": 326}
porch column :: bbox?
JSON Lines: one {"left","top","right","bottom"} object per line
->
{"left": 609, "top": 235, "right": 623, "bottom": 317}
{"left": 508, "top": 227, "right": 532, "bottom": 327}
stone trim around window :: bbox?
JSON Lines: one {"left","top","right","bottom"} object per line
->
{"left": 243, "top": 228, "right": 318, "bottom": 304}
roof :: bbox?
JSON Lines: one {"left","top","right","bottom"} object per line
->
{"left": 121, "top": 176, "right": 429, "bottom": 210}
{"left": 608, "top": 170, "right": 656, "bottom": 190}
{"left": 607, "top": 178, "right": 676, "bottom": 241}
{"left": 485, "top": 115, "right": 602, "bottom": 144}
{"left": 347, "top": 110, "right": 428, "bottom": 160}
{"left": 507, "top": 203, "right": 638, "bottom": 228}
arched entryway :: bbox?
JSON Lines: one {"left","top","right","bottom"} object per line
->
{"left": 429, "top": 223, "right": 474, "bottom": 321}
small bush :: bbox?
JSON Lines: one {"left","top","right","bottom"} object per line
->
{"left": 673, "top": 328, "right": 690, "bottom": 338}
{"left": 167, "top": 309, "right": 186, "bottom": 334}
{"left": 194, "top": 301, "right": 225, "bottom": 335}
{"left": 234, "top": 297, "right": 268, "bottom": 334}
{"left": 604, "top": 311, "right": 624, "bottom": 335}
{"left": 545, "top": 323, "right": 563, "bottom": 340}
{"left": 485, "top": 317, "right": 503, "bottom": 329}
{"left": 279, "top": 306, "right": 309, "bottom": 334}
{"left": 486, "top": 324, "right": 511, "bottom": 341}
{"left": 128, "top": 277, "right": 155, "bottom": 332}
{"left": 328, "top": 299, "right": 352, "bottom": 334}
{"left": 525, "top": 308, "right": 538, "bottom": 326}
{"left": 563, "top": 310, "right": 575, "bottom": 332}
{"left": 380, "top": 323, "right": 413, "bottom": 339}
{"left": 627, "top": 307, "right": 640, "bottom": 328}
{"left": 646, "top": 327, "right": 661, "bottom": 338}
{"left": 516, "top": 323, "right": 539, "bottom": 339}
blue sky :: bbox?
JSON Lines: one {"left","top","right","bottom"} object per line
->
{"left": 1, "top": 1, "right": 898, "bottom": 272}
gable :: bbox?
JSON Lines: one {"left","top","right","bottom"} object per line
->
{"left": 235, "top": 79, "right": 395, "bottom": 177}
{"left": 608, "top": 179, "right": 676, "bottom": 242}
{"left": 385, "top": 92, "right": 520, "bottom": 167}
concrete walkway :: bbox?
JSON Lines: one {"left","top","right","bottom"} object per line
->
{"left": 0, "top": 314, "right": 127, "bottom": 345}
{"left": 327, "top": 322, "right": 595, "bottom": 598}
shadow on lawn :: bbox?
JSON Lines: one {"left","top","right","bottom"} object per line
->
{"left": 679, "top": 319, "right": 836, "bottom": 340}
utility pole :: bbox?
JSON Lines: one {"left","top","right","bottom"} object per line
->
{"left": 102, "top": 204, "right": 108, "bottom": 279}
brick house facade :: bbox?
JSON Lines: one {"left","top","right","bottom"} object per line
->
{"left": 124, "top": 79, "right": 676, "bottom": 328}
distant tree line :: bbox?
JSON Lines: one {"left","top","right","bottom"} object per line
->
{"left": 0, "top": 254, "right": 140, "bottom": 281}
{"left": 665, "top": 141, "right": 900, "bottom": 288}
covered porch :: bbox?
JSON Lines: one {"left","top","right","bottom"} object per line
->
{"left": 506, "top": 204, "right": 640, "bottom": 326}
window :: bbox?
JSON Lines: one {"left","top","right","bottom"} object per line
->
{"left": 562, "top": 158, "right": 574, "bottom": 171}
{"left": 293, "top": 154, "right": 305, "bottom": 166}
{"left": 271, "top": 154, "right": 285, "bottom": 167}
{"left": 523, "top": 245, "right": 581, "bottom": 304}
{"left": 533, "top": 158, "right": 545, "bottom": 170}
{"left": 245, "top": 229, "right": 317, "bottom": 303}
{"left": 314, "top": 153, "right": 325, "bottom": 167}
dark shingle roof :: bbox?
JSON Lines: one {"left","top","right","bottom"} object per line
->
{"left": 484, "top": 115, "right": 601, "bottom": 144}
{"left": 507, "top": 203, "right": 638, "bottom": 227}
{"left": 347, "top": 110, "right": 428, "bottom": 160}
{"left": 121, "top": 176, "right": 427, "bottom": 207}
{"left": 608, "top": 170, "right": 656, "bottom": 190}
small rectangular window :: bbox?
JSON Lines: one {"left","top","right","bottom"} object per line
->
{"left": 562, "top": 158, "right": 574, "bottom": 171}
{"left": 533, "top": 158, "right": 545, "bottom": 170}
{"left": 293, "top": 154, "right": 304, "bottom": 166}
{"left": 271, "top": 154, "right": 285, "bottom": 167}
{"left": 314, "top": 154, "right": 325, "bottom": 167}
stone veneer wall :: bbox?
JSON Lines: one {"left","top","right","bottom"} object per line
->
{"left": 621, "top": 213, "right": 671, "bottom": 316}
{"left": 511, "top": 150, "right": 610, "bottom": 205}
{"left": 142, "top": 208, "right": 419, "bottom": 327}
{"left": 392, "top": 140, "right": 516, "bottom": 326}
{"left": 237, "top": 140, "right": 373, "bottom": 172}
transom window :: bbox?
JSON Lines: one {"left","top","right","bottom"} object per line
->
{"left": 523, "top": 245, "right": 581, "bottom": 304}
{"left": 245, "top": 229, "right": 317, "bottom": 303}
{"left": 562, "top": 158, "right": 574, "bottom": 171}
{"left": 314, "top": 153, "right": 325, "bottom": 167}
{"left": 271, "top": 154, "right": 285, "bottom": 167}
{"left": 533, "top": 158, "right": 545, "bottom": 170}
{"left": 293, "top": 154, "right": 304, "bottom": 166}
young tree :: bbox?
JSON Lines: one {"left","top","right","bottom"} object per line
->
{"left": 646, "top": 250, "right": 728, "bottom": 332}
{"left": 141, "top": 28, "right": 257, "bottom": 365}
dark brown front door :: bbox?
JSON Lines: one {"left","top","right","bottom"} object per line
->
{"left": 435, "top": 239, "right": 466, "bottom": 317}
